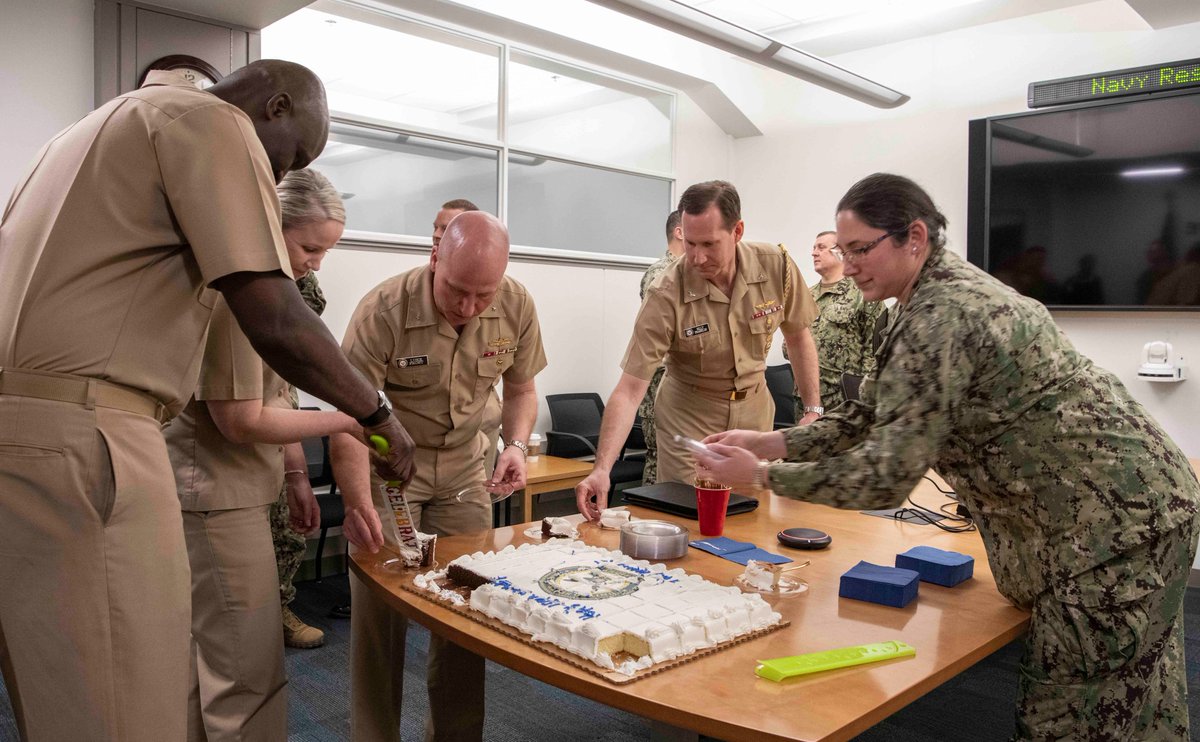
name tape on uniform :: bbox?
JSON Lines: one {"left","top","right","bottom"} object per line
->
{"left": 684, "top": 323, "right": 711, "bottom": 337}
{"left": 394, "top": 355, "right": 429, "bottom": 368}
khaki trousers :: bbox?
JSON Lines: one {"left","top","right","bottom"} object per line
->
{"left": 183, "top": 504, "right": 286, "bottom": 742}
{"left": 351, "top": 433, "right": 492, "bottom": 742}
{"left": 0, "top": 396, "right": 191, "bottom": 740}
{"left": 654, "top": 375, "right": 774, "bottom": 485}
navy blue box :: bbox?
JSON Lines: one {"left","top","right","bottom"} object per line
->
{"left": 839, "top": 561, "right": 920, "bottom": 608}
{"left": 895, "top": 546, "right": 974, "bottom": 587}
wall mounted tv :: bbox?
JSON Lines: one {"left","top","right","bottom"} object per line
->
{"left": 967, "top": 89, "right": 1200, "bottom": 310}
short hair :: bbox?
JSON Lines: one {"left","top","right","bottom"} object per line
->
{"left": 277, "top": 168, "right": 344, "bottom": 229}
{"left": 441, "top": 198, "right": 479, "bottom": 212}
{"left": 815, "top": 230, "right": 836, "bottom": 239}
{"left": 836, "top": 173, "right": 948, "bottom": 251}
{"left": 677, "top": 180, "right": 740, "bottom": 230}
{"left": 665, "top": 209, "right": 682, "bottom": 241}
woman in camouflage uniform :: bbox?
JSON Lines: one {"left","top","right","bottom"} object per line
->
{"left": 698, "top": 173, "right": 1199, "bottom": 741}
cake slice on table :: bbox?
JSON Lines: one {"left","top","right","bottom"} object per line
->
{"left": 396, "top": 531, "right": 437, "bottom": 568}
{"left": 599, "top": 508, "right": 632, "bottom": 529}
{"left": 541, "top": 516, "right": 574, "bottom": 538}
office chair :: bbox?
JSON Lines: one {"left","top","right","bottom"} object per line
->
{"left": 840, "top": 372, "right": 865, "bottom": 403}
{"left": 300, "top": 433, "right": 345, "bottom": 581}
{"left": 763, "top": 363, "right": 796, "bottom": 429}
{"left": 544, "top": 392, "right": 644, "bottom": 504}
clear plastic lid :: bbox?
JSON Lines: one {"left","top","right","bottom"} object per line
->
{"left": 454, "top": 480, "right": 516, "bottom": 504}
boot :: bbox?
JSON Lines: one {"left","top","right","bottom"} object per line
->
{"left": 282, "top": 607, "right": 325, "bottom": 649}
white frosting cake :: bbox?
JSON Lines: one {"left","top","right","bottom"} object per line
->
{"left": 414, "top": 540, "right": 782, "bottom": 675}
{"left": 598, "top": 507, "right": 632, "bottom": 529}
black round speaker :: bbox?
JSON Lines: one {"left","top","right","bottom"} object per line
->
{"left": 777, "top": 527, "right": 832, "bottom": 550}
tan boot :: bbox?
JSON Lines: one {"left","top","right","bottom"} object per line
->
{"left": 282, "top": 607, "right": 325, "bottom": 649}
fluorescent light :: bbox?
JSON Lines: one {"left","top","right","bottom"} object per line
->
{"left": 611, "top": 0, "right": 773, "bottom": 53}
{"left": 587, "top": 0, "right": 909, "bottom": 107}
{"left": 1120, "top": 166, "right": 1185, "bottom": 178}
{"left": 771, "top": 44, "right": 906, "bottom": 106}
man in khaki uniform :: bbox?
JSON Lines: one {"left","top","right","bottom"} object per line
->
{"left": 0, "top": 61, "right": 414, "bottom": 741}
{"left": 636, "top": 209, "right": 684, "bottom": 485}
{"left": 576, "top": 180, "right": 820, "bottom": 518}
{"left": 331, "top": 211, "right": 546, "bottom": 742}
{"left": 432, "top": 197, "right": 478, "bottom": 249}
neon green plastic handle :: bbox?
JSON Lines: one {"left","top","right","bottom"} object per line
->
{"left": 755, "top": 640, "right": 915, "bottom": 682}
{"left": 369, "top": 435, "right": 389, "bottom": 456}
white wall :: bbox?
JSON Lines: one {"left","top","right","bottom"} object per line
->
{"left": 731, "top": 1, "right": 1200, "bottom": 459}
{"left": 0, "top": 0, "right": 94, "bottom": 200}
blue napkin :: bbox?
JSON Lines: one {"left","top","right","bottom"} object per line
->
{"left": 689, "top": 537, "right": 792, "bottom": 565}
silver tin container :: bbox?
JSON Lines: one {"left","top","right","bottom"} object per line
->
{"left": 619, "top": 520, "right": 689, "bottom": 560}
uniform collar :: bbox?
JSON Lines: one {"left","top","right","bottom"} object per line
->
{"left": 140, "top": 69, "right": 206, "bottom": 90}
{"left": 682, "top": 240, "right": 766, "bottom": 304}
{"left": 815, "top": 277, "right": 853, "bottom": 295}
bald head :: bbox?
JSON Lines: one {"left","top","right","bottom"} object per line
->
{"left": 209, "top": 60, "right": 329, "bottom": 183}
{"left": 430, "top": 211, "right": 510, "bottom": 328}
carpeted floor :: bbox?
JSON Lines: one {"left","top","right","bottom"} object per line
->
{"left": 3, "top": 560, "right": 1199, "bottom": 740}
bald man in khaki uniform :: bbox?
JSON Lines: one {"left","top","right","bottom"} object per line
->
{"left": 577, "top": 180, "right": 820, "bottom": 518}
{"left": 0, "top": 63, "right": 415, "bottom": 740}
{"left": 332, "top": 212, "right": 546, "bottom": 742}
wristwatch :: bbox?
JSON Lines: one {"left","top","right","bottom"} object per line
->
{"left": 356, "top": 390, "right": 391, "bottom": 427}
{"left": 507, "top": 439, "right": 529, "bottom": 457}
{"left": 802, "top": 405, "right": 824, "bottom": 416}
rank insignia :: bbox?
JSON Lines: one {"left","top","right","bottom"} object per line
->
{"left": 684, "top": 323, "right": 710, "bottom": 337}
{"left": 395, "top": 355, "right": 429, "bottom": 368}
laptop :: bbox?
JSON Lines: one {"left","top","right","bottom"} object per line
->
{"left": 621, "top": 481, "right": 759, "bottom": 519}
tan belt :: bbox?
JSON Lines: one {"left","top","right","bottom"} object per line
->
{"left": 691, "top": 382, "right": 760, "bottom": 401}
{"left": 0, "top": 367, "right": 170, "bottom": 424}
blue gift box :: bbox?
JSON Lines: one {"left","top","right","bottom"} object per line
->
{"left": 839, "top": 561, "right": 920, "bottom": 608}
{"left": 895, "top": 546, "right": 974, "bottom": 587}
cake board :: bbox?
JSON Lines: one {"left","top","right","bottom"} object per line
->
{"left": 398, "top": 573, "right": 790, "bottom": 684}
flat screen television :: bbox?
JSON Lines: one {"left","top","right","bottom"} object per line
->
{"left": 967, "top": 89, "right": 1200, "bottom": 310}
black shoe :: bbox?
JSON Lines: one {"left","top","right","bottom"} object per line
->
{"left": 329, "top": 603, "right": 352, "bottom": 619}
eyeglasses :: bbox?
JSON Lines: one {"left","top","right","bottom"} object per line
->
{"left": 831, "top": 226, "right": 910, "bottom": 264}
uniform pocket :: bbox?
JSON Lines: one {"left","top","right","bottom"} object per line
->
{"left": 385, "top": 362, "right": 442, "bottom": 390}
{"left": 86, "top": 430, "right": 117, "bottom": 525}
{"left": 476, "top": 354, "right": 515, "bottom": 395}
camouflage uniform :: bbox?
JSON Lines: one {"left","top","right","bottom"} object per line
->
{"left": 766, "top": 247, "right": 1199, "bottom": 740}
{"left": 636, "top": 251, "right": 679, "bottom": 485}
{"left": 788, "top": 277, "right": 883, "bottom": 419}
{"left": 270, "top": 271, "right": 327, "bottom": 607}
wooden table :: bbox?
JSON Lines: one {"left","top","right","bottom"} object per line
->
{"left": 353, "top": 476, "right": 1029, "bottom": 741}
{"left": 514, "top": 454, "right": 594, "bottom": 523}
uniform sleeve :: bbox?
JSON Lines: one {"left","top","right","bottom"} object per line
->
{"left": 767, "top": 307, "right": 976, "bottom": 510}
{"left": 619, "top": 282, "right": 676, "bottom": 381}
{"left": 153, "top": 104, "right": 291, "bottom": 285}
{"left": 505, "top": 294, "right": 547, "bottom": 383}
{"left": 340, "top": 294, "right": 394, "bottom": 391}
{"left": 194, "top": 296, "right": 266, "bottom": 402}
{"left": 779, "top": 249, "right": 818, "bottom": 334}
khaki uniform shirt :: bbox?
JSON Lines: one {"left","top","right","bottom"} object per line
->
{"left": 341, "top": 266, "right": 547, "bottom": 451}
{"left": 809, "top": 277, "right": 884, "bottom": 409}
{"left": 0, "top": 70, "right": 290, "bottom": 418}
{"left": 637, "top": 251, "right": 679, "bottom": 421}
{"left": 621, "top": 241, "right": 816, "bottom": 390}
{"left": 166, "top": 297, "right": 292, "bottom": 511}
{"left": 770, "top": 248, "right": 1200, "bottom": 608}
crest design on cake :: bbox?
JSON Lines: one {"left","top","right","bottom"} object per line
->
{"left": 538, "top": 565, "right": 643, "bottom": 600}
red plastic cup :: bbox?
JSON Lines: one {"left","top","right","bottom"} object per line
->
{"left": 695, "top": 480, "right": 732, "bottom": 537}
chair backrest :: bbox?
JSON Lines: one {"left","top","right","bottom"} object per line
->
{"left": 546, "top": 393, "right": 605, "bottom": 440}
{"left": 763, "top": 363, "right": 795, "bottom": 428}
{"left": 301, "top": 435, "right": 334, "bottom": 489}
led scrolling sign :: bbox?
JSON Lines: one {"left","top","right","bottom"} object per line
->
{"left": 1028, "top": 57, "right": 1200, "bottom": 108}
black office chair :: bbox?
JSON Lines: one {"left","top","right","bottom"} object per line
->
{"left": 840, "top": 372, "right": 865, "bottom": 403}
{"left": 545, "top": 393, "right": 644, "bottom": 504}
{"left": 763, "top": 363, "right": 796, "bottom": 429}
{"left": 300, "top": 433, "right": 345, "bottom": 581}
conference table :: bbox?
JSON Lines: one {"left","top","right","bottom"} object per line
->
{"left": 353, "top": 475, "right": 1030, "bottom": 741}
